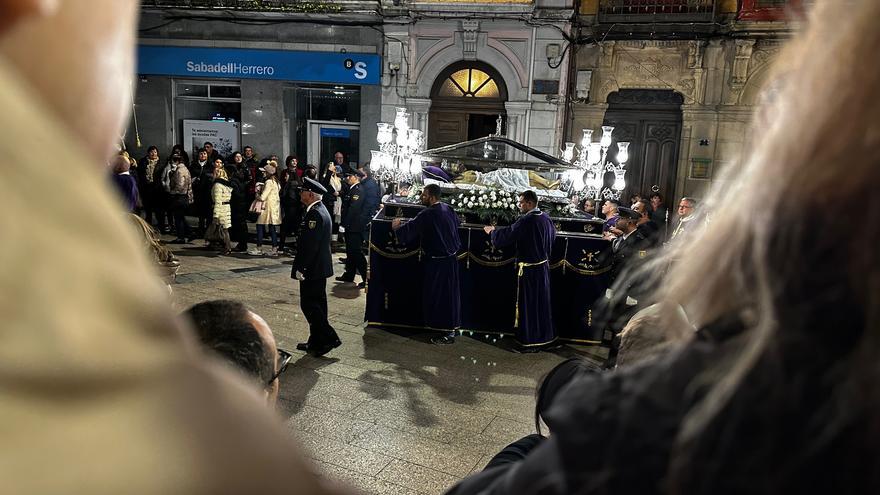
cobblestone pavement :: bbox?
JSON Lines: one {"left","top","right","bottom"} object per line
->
{"left": 166, "top": 237, "right": 605, "bottom": 495}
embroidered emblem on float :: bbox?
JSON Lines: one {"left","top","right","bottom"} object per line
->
{"left": 579, "top": 249, "right": 603, "bottom": 270}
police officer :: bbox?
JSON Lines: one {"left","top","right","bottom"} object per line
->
{"left": 292, "top": 178, "right": 341, "bottom": 357}
{"left": 337, "top": 170, "right": 369, "bottom": 288}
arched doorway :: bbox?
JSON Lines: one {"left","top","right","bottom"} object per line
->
{"left": 602, "top": 89, "right": 684, "bottom": 205}
{"left": 428, "top": 61, "right": 508, "bottom": 148}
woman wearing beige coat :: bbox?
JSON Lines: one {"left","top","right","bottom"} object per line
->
{"left": 211, "top": 164, "right": 233, "bottom": 254}
{"left": 251, "top": 162, "right": 282, "bottom": 256}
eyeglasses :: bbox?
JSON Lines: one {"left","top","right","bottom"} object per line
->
{"left": 267, "top": 348, "right": 293, "bottom": 385}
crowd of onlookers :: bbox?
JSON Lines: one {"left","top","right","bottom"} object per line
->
{"left": 110, "top": 143, "right": 383, "bottom": 259}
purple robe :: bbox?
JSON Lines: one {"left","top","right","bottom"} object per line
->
{"left": 490, "top": 208, "right": 557, "bottom": 346}
{"left": 394, "top": 202, "right": 462, "bottom": 331}
{"left": 111, "top": 173, "right": 139, "bottom": 212}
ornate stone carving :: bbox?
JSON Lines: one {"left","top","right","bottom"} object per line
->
{"left": 688, "top": 40, "right": 707, "bottom": 69}
{"left": 621, "top": 57, "right": 675, "bottom": 83}
{"left": 731, "top": 39, "right": 756, "bottom": 87}
{"left": 599, "top": 41, "right": 615, "bottom": 68}
{"left": 678, "top": 77, "right": 696, "bottom": 96}
{"left": 462, "top": 20, "right": 479, "bottom": 60}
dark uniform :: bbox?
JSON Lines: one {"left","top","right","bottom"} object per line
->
{"left": 340, "top": 179, "right": 369, "bottom": 283}
{"left": 604, "top": 207, "right": 653, "bottom": 365}
{"left": 490, "top": 208, "right": 557, "bottom": 348}
{"left": 292, "top": 178, "right": 340, "bottom": 356}
{"left": 394, "top": 202, "right": 462, "bottom": 333}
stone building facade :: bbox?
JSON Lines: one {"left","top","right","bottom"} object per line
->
{"left": 571, "top": 0, "right": 801, "bottom": 201}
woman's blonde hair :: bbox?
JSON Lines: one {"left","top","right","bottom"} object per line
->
{"left": 636, "top": 0, "right": 880, "bottom": 490}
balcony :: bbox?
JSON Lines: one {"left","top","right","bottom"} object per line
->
{"left": 598, "top": 0, "right": 716, "bottom": 23}
{"left": 141, "top": 0, "right": 345, "bottom": 12}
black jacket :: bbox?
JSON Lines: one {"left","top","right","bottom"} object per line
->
{"left": 446, "top": 320, "right": 746, "bottom": 495}
{"left": 292, "top": 201, "right": 333, "bottom": 280}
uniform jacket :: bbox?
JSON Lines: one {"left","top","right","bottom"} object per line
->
{"left": 341, "top": 182, "right": 372, "bottom": 233}
{"left": 256, "top": 178, "right": 282, "bottom": 225}
{"left": 292, "top": 200, "right": 333, "bottom": 280}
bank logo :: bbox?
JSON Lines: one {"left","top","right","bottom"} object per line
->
{"left": 344, "top": 58, "right": 368, "bottom": 80}
{"left": 186, "top": 61, "right": 275, "bottom": 76}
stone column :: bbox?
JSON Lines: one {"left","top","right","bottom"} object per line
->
{"left": 504, "top": 101, "right": 531, "bottom": 143}
{"left": 407, "top": 97, "right": 432, "bottom": 137}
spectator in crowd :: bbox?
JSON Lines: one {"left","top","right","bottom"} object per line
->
{"left": 601, "top": 199, "right": 620, "bottom": 232}
{"left": 110, "top": 154, "right": 139, "bottom": 212}
{"left": 210, "top": 161, "right": 233, "bottom": 254}
{"left": 243, "top": 145, "right": 258, "bottom": 168}
{"left": 184, "top": 300, "right": 290, "bottom": 406}
{"left": 0, "top": 1, "right": 338, "bottom": 492}
{"left": 670, "top": 197, "right": 700, "bottom": 242}
{"left": 332, "top": 150, "right": 350, "bottom": 175}
{"left": 633, "top": 199, "right": 661, "bottom": 248}
{"left": 279, "top": 160, "right": 303, "bottom": 255}
{"left": 170, "top": 143, "right": 190, "bottom": 168}
{"left": 203, "top": 141, "right": 220, "bottom": 163}
{"left": 447, "top": 3, "right": 880, "bottom": 493}
{"left": 137, "top": 145, "right": 162, "bottom": 228}
{"left": 321, "top": 162, "right": 342, "bottom": 232}
{"left": 251, "top": 161, "right": 282, "bottom": 256}
{"left": 649, "top": 192, "right": 669, "bottom": 236}
{"left": 357, "top": 162, "right": 382, "bottom": 221}
{"left": 581, "top": 198, "right": 596, "bottom": 217}
{"left": 192, "top": 149, "right": 214, "bottom": 235}
{"left": 225, "top": 157, "right": 251, "bottom": 252}
{"left": 629, "top": 193, "right": 643, "bottom": 209}
{"left": 166, "top": 153, "right": 193, "bottom": 244}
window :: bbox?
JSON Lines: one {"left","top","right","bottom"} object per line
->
{"left": 437, "top": 68, "right": 501, "bottom": 98}
{"left": 175, "top": 81, "right": 241, "bottom": 101}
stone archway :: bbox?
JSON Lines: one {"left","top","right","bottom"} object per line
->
{"left": 427, "top": 61, "right": 509, "bottom": 148}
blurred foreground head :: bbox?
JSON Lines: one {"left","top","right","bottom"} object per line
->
{"left": 640, "top": 0, "right": 880, "bottom": 491}
{"left": 0, "top": 0, "right": 138, "bottom": 160}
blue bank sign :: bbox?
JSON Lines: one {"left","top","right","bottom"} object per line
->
{"left": 137, "top": 46, "right": 380, "bottom": 85}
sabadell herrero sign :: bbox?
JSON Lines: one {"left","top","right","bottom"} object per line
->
{"left": 137, "top": 45, "right": 381, "bottom": 85}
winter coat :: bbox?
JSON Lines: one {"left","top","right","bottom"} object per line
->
{"left": 212, "top": 180, "right": 233, "bottom": 229}
{"left": 168, "top": 163, "right": 193, "bottom": 204}
{"left": 256, "top": 178, "right": 281, "bottom": 225}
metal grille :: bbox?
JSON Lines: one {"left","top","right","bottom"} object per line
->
{"left": 599, "top": 0, "right": 716, "bottom": 22}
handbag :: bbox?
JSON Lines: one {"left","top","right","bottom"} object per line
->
{"left": 249, "top": 199, "right": 265, "bottom": 214}
{"left": 204, "top": 219, "right": 223, "bottom": 243}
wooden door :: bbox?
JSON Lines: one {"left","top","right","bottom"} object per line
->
{"left": 428, "top": 111, "right": 468, "bottom": 148}
{"left": 602, "top": 90, "right": 683, "bottom": 204}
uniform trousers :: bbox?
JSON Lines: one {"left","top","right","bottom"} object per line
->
{"left": 343, "top": 231, "right": 368, "bottom": 280}
{"left": 299, "top": 278, "right": 340, "bottom": 349}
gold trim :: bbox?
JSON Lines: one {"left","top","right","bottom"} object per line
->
{"left": 467, "top": 252, "right": 516, "bottom": 267}
{"left": 369, "top": 243, "right": 422, "bottom": 259}
{"left": 549, "top": 260, "right": 611, "bottom": 276}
